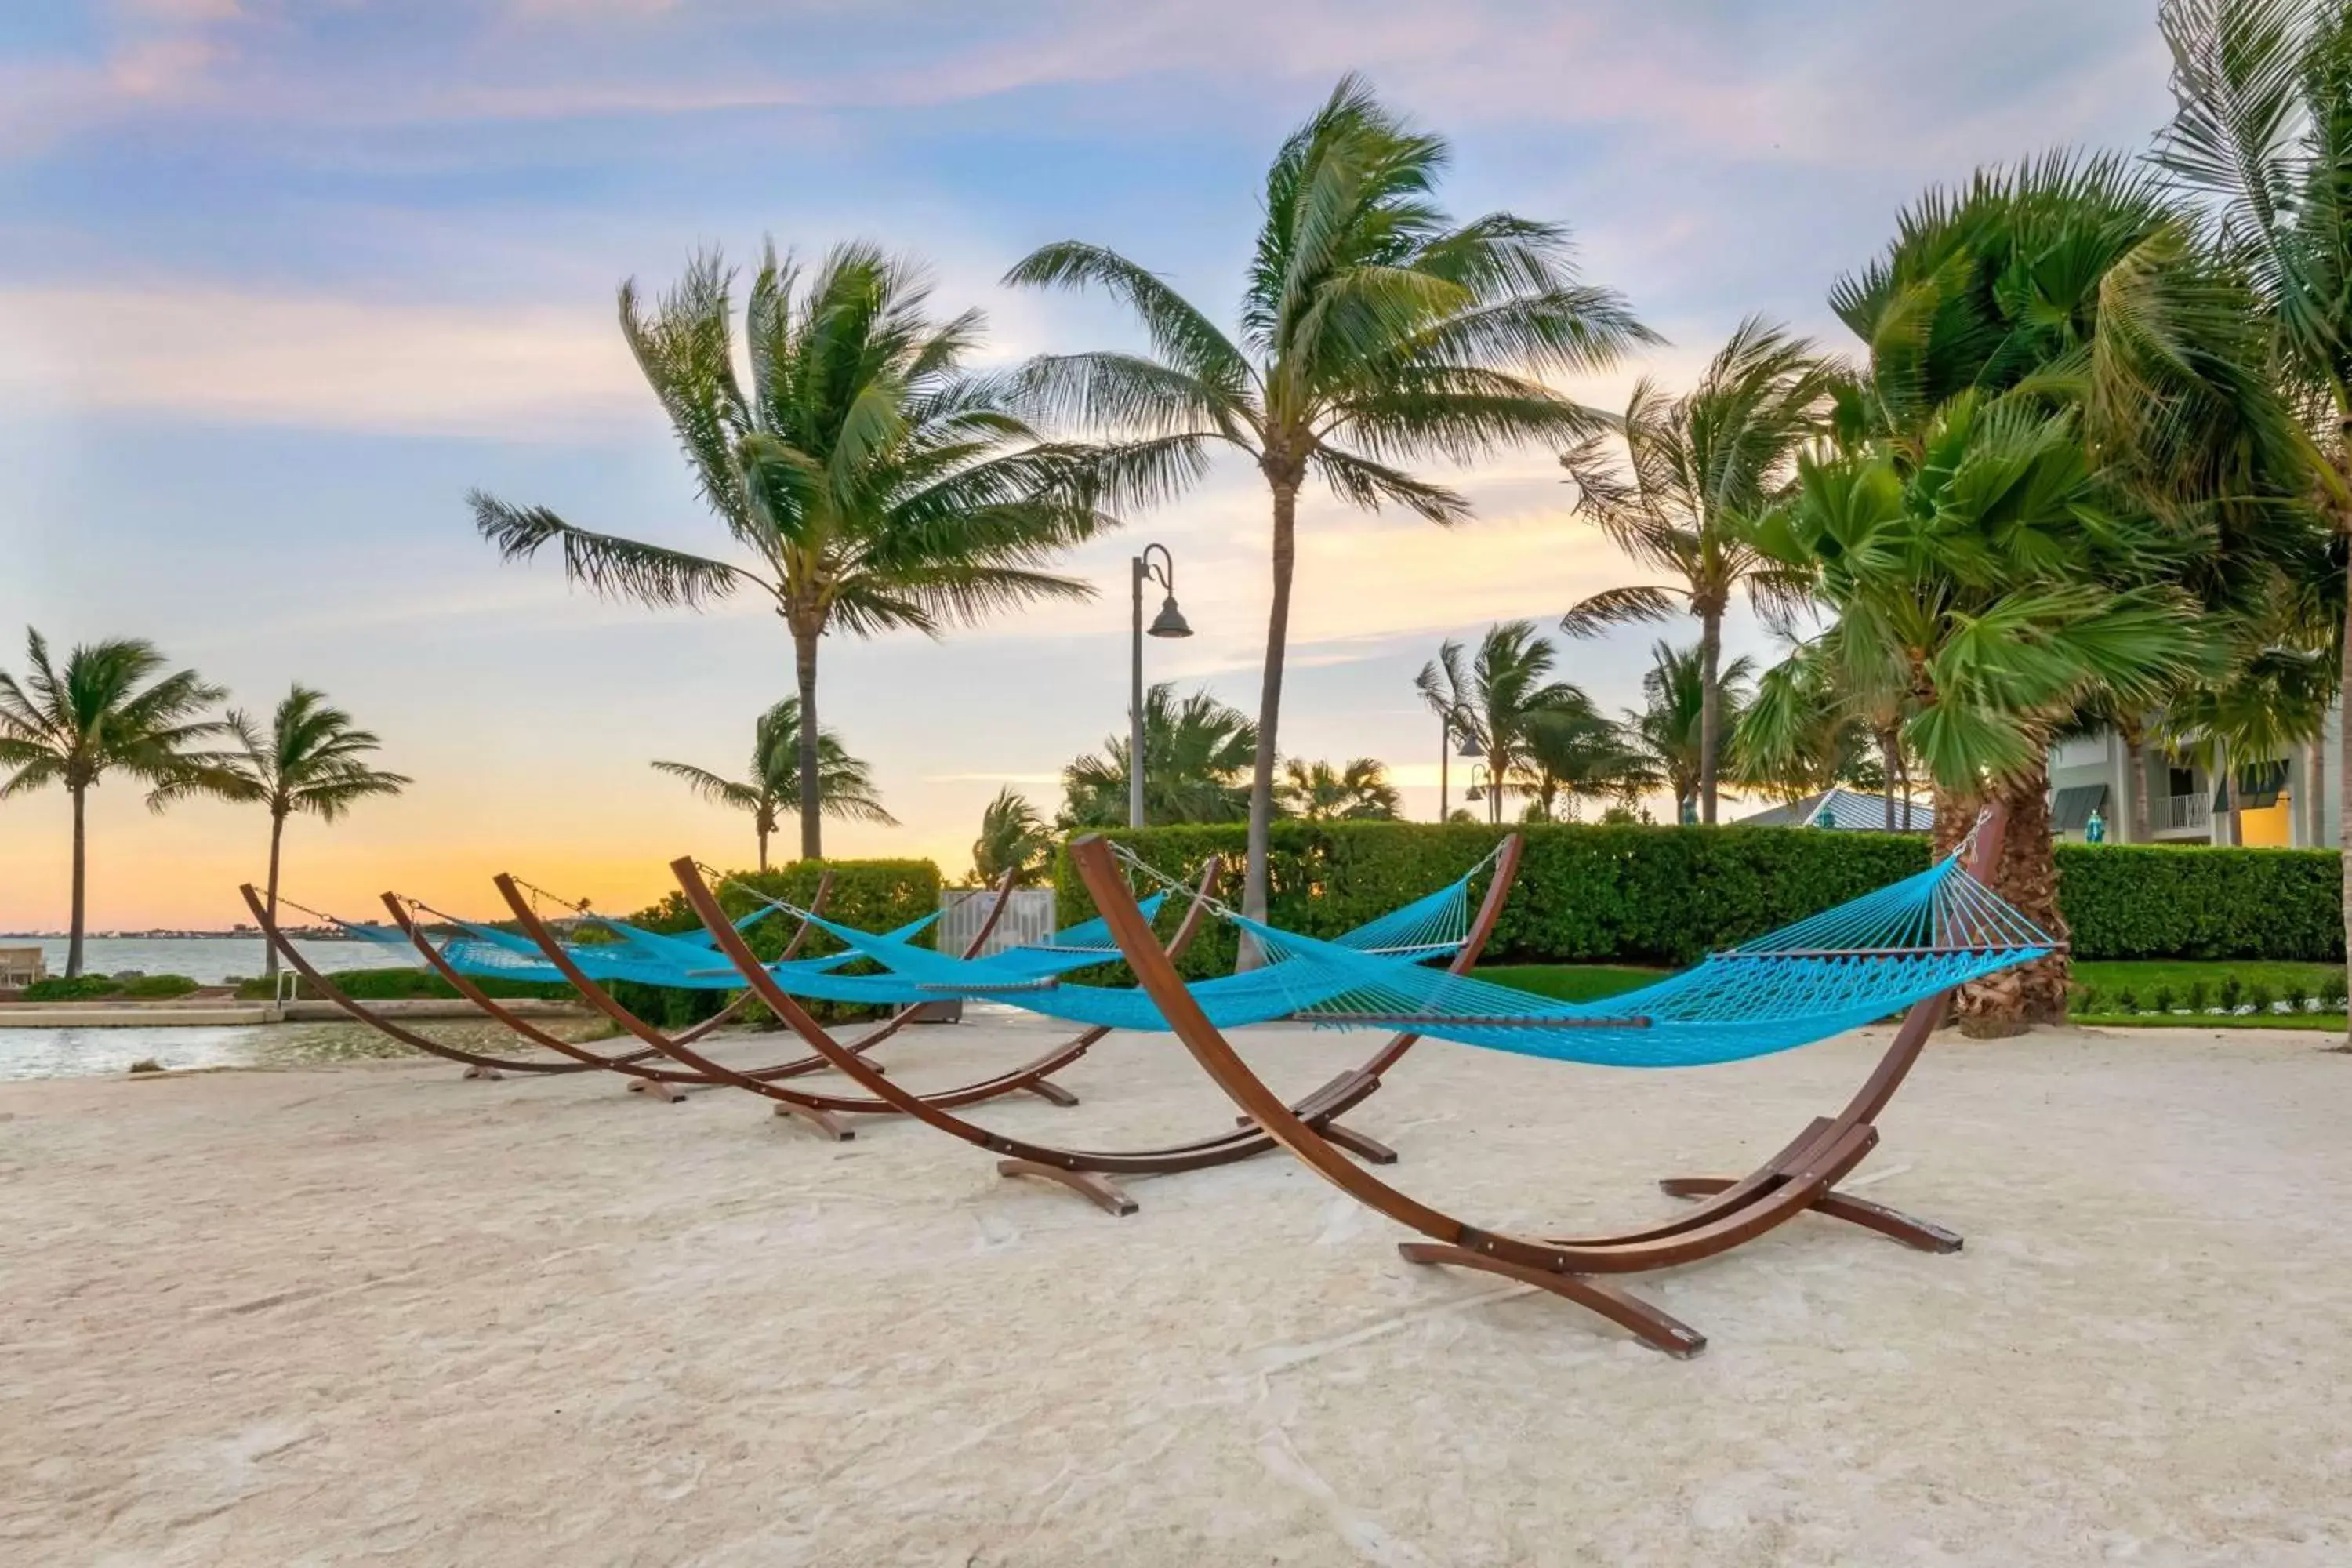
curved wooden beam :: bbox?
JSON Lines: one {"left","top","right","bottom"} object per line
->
{"left": 238, "top": 883, "right": 586, "bottom": 1079}
{"left": 491, "top": 866, "right": 1091, "bottom": 1139}
{"left": 668, "top": 843, "right": 1521, "bottom": 1216}
{"left": 1064, "top": 811, "right": 2009, "bottom": 1356}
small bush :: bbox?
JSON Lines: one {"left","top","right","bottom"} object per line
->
{"left": 21, "top": 975, "right": 123, "bottom": 1002}
{"left": 2151, "top": 984, "right": 2176, "bottom": 1014}
{"left": 2186, "top": 979, "right": 2210, "bottom": 1014}
{"left": 2285, "top": 982, "right": 2310, "bottom": 1014}
{"left": 2220, "top": 975, "right": 2245, "bottom": 1013}
{"left": 2114, "top": 986, "right": 2140, "bottom": 1014}
{"left": 2323, "top": 973, "right": 2350, "bottom": 1011}
{"left": 2074, "top": 984, "right": 2100, "bottom": 1015}
{"left": 2246, "top": 982, "right": 2273, "bottom": 1014}
{"left": 119, "top": 974, "right": 199, "bottom": 999}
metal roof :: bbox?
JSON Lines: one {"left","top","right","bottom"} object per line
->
{"left": 1734, "top": 787, "right": 1934, "bottom": 833}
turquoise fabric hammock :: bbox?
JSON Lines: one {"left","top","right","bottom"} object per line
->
{"left": 1199, "top": 843, "right": 2055, "bottom": 1067}
{"left": 402, "top": 892, "right": 1171, "bottom": 994}
{"left": 735, "top": 858, "right": 1490, "bottom": 1024}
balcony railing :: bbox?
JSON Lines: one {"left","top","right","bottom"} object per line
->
{"left": 2158, "top": 792, "right": 2211, "bottom": 833}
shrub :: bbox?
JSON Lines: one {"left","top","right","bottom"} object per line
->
{"left": 1053, "top": 823, "right": 2352, "bottom": 971}
{"left": 2073, "top": 984, "right": 2100, "bottom": 1015}
{"left": 22, "top": 975, "right": 124, "bottom": 1002}
{"left": 2152, "top": 984, "right": 2176, "bottom": 1015}
{"left": 2186, "top": 979, "right": 2210, "bottom": 1014}
{"left": 2285, "top": 982, "right": 2310, "bottom": 1013}
{"left": 119, "top": 974, "right": 199, "bottom": 999}
{"left": 2219, "top": 975, "right": 2245, "bottom": 1013}
{"left": 2114, "top": 987, "right": 2140, "bottom": 1014}
{"left": 2322, "top": 973, "right": 2350, "bottom": 1011}
{"left": 2246, "top": 982, "right": 2273, "bottom": 1015}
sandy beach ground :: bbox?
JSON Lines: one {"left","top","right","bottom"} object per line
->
{"left": 2, "top": 1016, "right": 2347, "bottom": 1566}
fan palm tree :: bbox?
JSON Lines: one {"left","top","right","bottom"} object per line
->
{"left": 1005, "top": 73, "right": 1653, "bottom": 927}
{"left": 1755, "top": 398, "right": 2208, "bottom": 1030}
{"left": 1277, "top": 757, "right": 1403, "bottom": 821}
{"left": 1062, "top": 683, "right": 1256, "bottom": 829}
{"left": 1731, "top": 643, "right": 1892, "bottom": 813}
{"left": 0, "top": 630, "right": 229, "bottom": 978}
{"left": 1415, "top": 621, "right": 1601, "bottom": 825}
{"left": 971, "top": 787, "right": 1054, "bottom": 887}
{"left": 475, "top": 242, "right": 1123, "bottom": 861}
{"left": 651, "top": 697, "right": 894, "bottom": 873}
{"left": 1628, "top": 641, "right": 1755, "bottom": 824}
{"left": 1559, "top": 318, "right": 1828, "bottom": 822}
{"left": 2159, "top": 644, "right": 2337, "bottom": 845}
{"left": 191, "top": 685, "right": 412, "bottom": 980}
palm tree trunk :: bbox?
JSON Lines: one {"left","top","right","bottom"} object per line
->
{"left": 2307, "top": 733, "right": 2325, "bottom": 850}
{"left": 2339, "top": 561, "right": 2352, "bottom": 1043}
{"left": 1243, "top": 477, "right": 1299, "bottom": 942}
{"left": 1697, "top": 611, "right": 1722, "bottom": 825}
{"left": 1947, "top": 755, "right": 2067, "bottom": 1036}
{"left": 793, "top": 626, "right": 822, "bottom": 863}
{"left": 1878, "top": 728, "right": 1899, "bottom": 830}
{"left": 66, "top": 784, "right": 87, "bottom": 980}
{"left": 757, "top": 823, "right": 770, "bottom": 875}
{"left": 262, "top": 811, "right": 286, "bottom": 982}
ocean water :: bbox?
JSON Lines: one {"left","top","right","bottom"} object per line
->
{"left": 7, "top": 937, "right": 418, "bottom": 986}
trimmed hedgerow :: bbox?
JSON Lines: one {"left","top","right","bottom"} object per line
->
{"left": 1052, "top": 823, "right": 2350, "bottom": 971}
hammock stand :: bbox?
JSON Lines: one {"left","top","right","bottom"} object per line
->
{"left": 378, "top": 869, "right": 1033, "bottom": 1102}
{"left": 238, "top": 873, "right": 834, "bottom": 1082}
{"left": 1065, "top": 807, "right": 2015, "bottom": 1357}
{"left": 664, "top": 839, "right": 1523, "bottom": 1217}
{"left": 488, "top": 862, "right": 1216, "bottom": 1141}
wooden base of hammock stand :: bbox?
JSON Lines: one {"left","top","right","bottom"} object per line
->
{"left": 1066, "top": 808, "right": 2011, "bottom": 1359}
{"left": 666, "top": 846, "right": 1521, "bottom": 1216}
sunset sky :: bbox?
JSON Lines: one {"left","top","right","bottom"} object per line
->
{"left": 0, "top": 0, "right": 2175, "bottom": 930}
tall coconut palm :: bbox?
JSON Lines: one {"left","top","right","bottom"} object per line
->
{"left": 191, "top": 685, "right": 412, "bottom": 981}
{"left": 1559, "top": 318, "right": 1828, "bottom": 822}
{"left": 475, "top": 243, "right": 1123, "bottom": 861}
{"left": 971, "top": 787, "right": 1054, "bottom": 887}
{"left": 0, "top": 630, "right": 228, "bottom": 978}
{"left": 1628, "top": 641, "right": 1755, "bottom": 823}
{"left": 1519, "top": 706, "right": 1650, "bottom": 822}
{"left": 1062, "top": 683, "right": 1257, "bottom": 828}
{"left": 1005, "top": 74, "right": 1653, "bottom": 927}
{"left": 1277, "top": 757, "right": 1403, "bottom": 821}
{"left": 1413, "top": 621, "right": 1599, "bottom": 825}
{"left": 651, "top": 697, "right": 894, "bottom": 873}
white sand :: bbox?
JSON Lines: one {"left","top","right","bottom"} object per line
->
{"left": 2, "top": 1018, "right": 2348, "bottom": 1566}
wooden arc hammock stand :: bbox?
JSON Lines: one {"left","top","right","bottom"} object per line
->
{"left": 487, "top": 862, "right": 1218, "bottom": 1140}
{"left": 1063, "top": 808, "right": 2013, "bottom": 1357}
{"left": 665, "top": 838, "right": 1525, "bottom": 1217}
{"left": 383, "top": 866, "right": 1037, "bottom": 1104}
{"left": 240, "top": 872, "right": 851, "bottom": 1082}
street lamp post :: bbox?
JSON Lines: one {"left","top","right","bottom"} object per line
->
{"left": 1439, "top": 717, "right": 1483, "bottom": 821}
{"left": 1131, "top": 543, "right": 1192, "bottom": 829}
{"left": 1463, "top": 764, "right": 1494, "bottom": 826}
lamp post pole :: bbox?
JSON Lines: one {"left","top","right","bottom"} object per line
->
{"left": 1439, "top": 711, "right": 1450, "bottom": 820}
{"left": 1130, "top": 543, "right": 1190, "bottom": 829}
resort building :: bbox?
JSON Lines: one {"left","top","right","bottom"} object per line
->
{"left": 2045, "top": 708, "right": 2344, "bottom": 847}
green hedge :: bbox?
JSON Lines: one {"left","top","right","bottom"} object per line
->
{"left": 2053, "top": 843, "right": 2342, "bottom": 962}
{"left": 1052, "top": 823, "right": 2348, "bottom": 969}
{"left": 241, "top": 967, "right": 575, "bottom": 1002}
{"left": 616, "top": 858, "right": 945, "bottom": 1027}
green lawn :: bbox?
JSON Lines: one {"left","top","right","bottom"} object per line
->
{"left": 1480, "top": 958, "right": 2352, "bottom": 1033}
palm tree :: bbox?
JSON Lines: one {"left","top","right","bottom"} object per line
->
{"left": 1006, "top": 74, "right": 1653, "bottom": 927}
{"left": 1559, "top": 318, "right": 1828, "bottom": 822}
{"left": 2152, "top": 0, "right": 2352, "bottom": 988}
{"left": 194, "top": 685, "right": 412, "bottom": 981}
{"left": 475, "top": 243, "right": 1122, "bottom": 861}
{"left": 651, "top": 697, "right": 895, "bottom": 873}
{"left": 1755, "top": 398, "right": 2208, "bottom": 1030}
{"left": 1628, "top": 641, "right": 1755, "bottom": 823}
{"left": 971, "top": 787, "right": 1054, "bottom": 887}
{"left": 1414, "top": 621, "right": 1600, "bottom": 825}
{"left": 1519, "top": 708, "right": 1651, "bottom": 822}
{"left": 2159, "top": 645, "right": 2337, "bottom": 845}
{"left": 1277, "top": 757, "right": 1403, "bottom": 821}
{"left": 0, "top": 631, "right": 228, "bottom": 978}
{"left": 1062, "top": 683, "right": 1256, "bottom": 829}
{"left": 1731, "top": 643, "right": 1891, "bottom": 812}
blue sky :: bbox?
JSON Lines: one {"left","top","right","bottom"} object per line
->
{"left": 0, "top": 0, "right": 2176, "bottom": 927}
